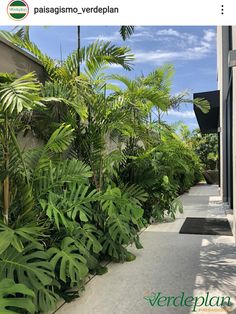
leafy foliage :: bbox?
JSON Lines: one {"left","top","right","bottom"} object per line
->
{"left": 119, "top": 26, "right": 135, "bottom": 40}
{"left": 191, "top": 129, "right": 218, "bottom": 170}
{"left": 0, "top": 279, "right": 35, "bottom": 314}
{"left": 0, "top": 30, "right": 207, "bottom": 313}
{"left": 0, "top": 72, "right": 43, "bottom": 114}
{"left": 0, "top": 222, "right": 44, "bottom": 254}
{"left": 48, "top": 237, "right": 88, "bottom": 287}
{"left": 119, "top": 124, "right": 202, "bottom": 221}
{"left": 0, "top": 245, "right": 59, "bottom": 312}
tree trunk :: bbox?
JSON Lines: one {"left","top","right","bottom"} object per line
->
{"left": 3, "top": 174, "right": 9, "bottom": 225}
{"left": 76, "top": 25, "right": 82, "bottom": 159}
{"left": 77, "top": 25, "right": 80, "bottom": 76}
{"left": 3, "top": 113, "right": 9, "bottom": 225}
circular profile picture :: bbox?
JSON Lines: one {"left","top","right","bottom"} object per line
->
{"left": 7, "top": 0, "right": 29, "bottom": 21}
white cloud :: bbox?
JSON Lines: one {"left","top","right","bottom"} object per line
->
{"left": 167, "top": 109, "right": 195, "bottom": 118}
{"left": 155, "top": 28, "right": 198, "bottom": 45}
{"left": 83, "top": 28, "right": 154, "bottom": 42}
{"left": 134, "top": 50, "right": 179, "bottom": 64}
{"left": 109, "top": 64, "right": 123, "bottom": 68}
{"left": 203, "top": 29, "right": 216, "bottom": 42}
{"left": 82, "top": 27, "right": 216, "bottom": 66}
{"left": 127, "top": 28, "right": 197, "bottom": 44}
{"left": 133, "top": 28, "right": 216, "bottom": 64}
{"left": 156, "top": 29, "right": 181, "bottom": 37}
{"left": 83, "top": 31, "right": 120, "bottom": 42}
{"left": 133, "top": 47, "right": 207, "bottom": 64}
{"left": 131, "top": 31, "right": 154, "bottom": 39}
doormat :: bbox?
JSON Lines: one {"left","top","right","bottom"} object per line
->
{"left": 179, "top": 217, "right": 233, "bottom": 236}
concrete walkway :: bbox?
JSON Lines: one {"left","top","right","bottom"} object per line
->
{"left": 56, "top": 184, "right": 236, "bottom": 314}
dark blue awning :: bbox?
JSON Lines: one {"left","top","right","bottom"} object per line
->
{"left": 193, "top": 90, "right": 220, "bottom": 134}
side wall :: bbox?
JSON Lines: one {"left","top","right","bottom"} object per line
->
{"left": 0, "top": 38, "right": 45, "bottom": 81}
{"left": 218, "top": 26, "right": 236, "bottom": 240}
{"left": 232, "top": 26, "right": 236, "bottom": 238}
{"left": 0, "top": 38, "right": 46, "bottom": 150}
{"left": 217, "top": 26, "right": 229, "bottom": 204}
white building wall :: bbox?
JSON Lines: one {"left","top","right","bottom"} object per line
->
{"left": 217, "top": 26, "right": 229, "bottom": 204}
{"left": 231, "top": 26, "right": 236, "bottom": 238}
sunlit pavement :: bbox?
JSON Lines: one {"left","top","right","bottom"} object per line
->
{"left": 55, "top": 184, "right": 236, "bottom": 314}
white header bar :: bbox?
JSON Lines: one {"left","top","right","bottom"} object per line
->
{"left": 0, "top": 0, "right": 234, "bottom": 25}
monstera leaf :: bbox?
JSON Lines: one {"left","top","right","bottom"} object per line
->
{"left": 0, "top": 222, "right": 44, "bottom": 254}
{"left": 0, "top": 279, "right": 35, "bottom": 314}
{"left": 107, "top": 214, "right": 131, "bottom": 245}
{"left": 0, "top": 244, "right": 59, "bottom": 313}
{"left": 74, "top": 224, "right": 103, "bottom": 254}
{"left": 48, "top": 237, "right": 88, "bottom": 287}
{"left": 0, "top": 244, "right": 54, "bottom": 290}
{"left": 101, "top": 233, "right": 128, "bottom": 261}
{"left": 65, "top": 184, "right": 101, "bottom": 222}
{"left": 37, "top": 285, "right": 60, "bottom": 313}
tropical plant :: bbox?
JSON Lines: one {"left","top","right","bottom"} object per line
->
{"left": 191, "top": 129, "right": 218, "bottom": 170}
{"left": 119, "top": 123, "right": 202, "bottom": 220}
{"left": 100, "top": 184, "right": 147, "bottom": 260}
{"left": 0, "top": 74, "right": 147, "bottom": 311}
{"left": 0, "top": 28, "right": 209, "bottom": 313}
{"left": 48, "top": 237, "right": 89, "bottom": 287}
{"left": 0, "top": 244, "right": 59, "bottom": 313}
{"left": 0, "top": 72, "right": 44, "bottom": 225}
{"left": 0, "top": 279, "right": 35, "bottom": 314}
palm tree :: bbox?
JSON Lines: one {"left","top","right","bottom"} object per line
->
{"left": 77, "top": 25, "right": 134, "bottom": 73}
{"left": 0, "top": 30, "right": 135, "bottom": 155}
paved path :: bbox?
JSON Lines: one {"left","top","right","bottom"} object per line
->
{"left": 56, "top": 184, "right": 236, "bottom": 314}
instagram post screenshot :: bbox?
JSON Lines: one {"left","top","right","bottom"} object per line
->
{"left": 0, "top": 0, "right": 235, "bottom": 313}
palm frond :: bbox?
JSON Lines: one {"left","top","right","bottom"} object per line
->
{"left": 13, "top": 26, "right": 30, "bottom": 41}
{"left": 34, "top": 159, "right": 92, "bottom": 197}
{"left": 44, "top": 123, "right": 74, "bottom": 153}
{"left": 0, "top": 72, "right": 43, "bottom": 114}
{"left": 119, "top": 26, "right": 135, "bottom": 40}
{"left": 193, "top": 97, "right": 210, "bottom": 113}
{"left": 62, "top": 40, "right": 134, "bottom": 79}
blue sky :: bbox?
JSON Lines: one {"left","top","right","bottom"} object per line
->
{"left": 2, "top": 26, "right": 217, "bottom": 130}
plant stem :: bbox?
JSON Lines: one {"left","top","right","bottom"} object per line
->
{"left": 76, "top": 25, "right": 82, "bottom": 159}
{"left": 3, "top": 112, "right": 9, "bottom": 225}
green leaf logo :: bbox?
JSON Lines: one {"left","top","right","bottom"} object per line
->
{"left": 7, "top": 0, "right": 29, "bottom": 21}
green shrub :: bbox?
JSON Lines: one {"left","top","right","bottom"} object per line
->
{"left": 119, "top": 125, "right": 202, "bottom": 221}
{"left": 191, "top": 130, "right": 218, "bottom": 171}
